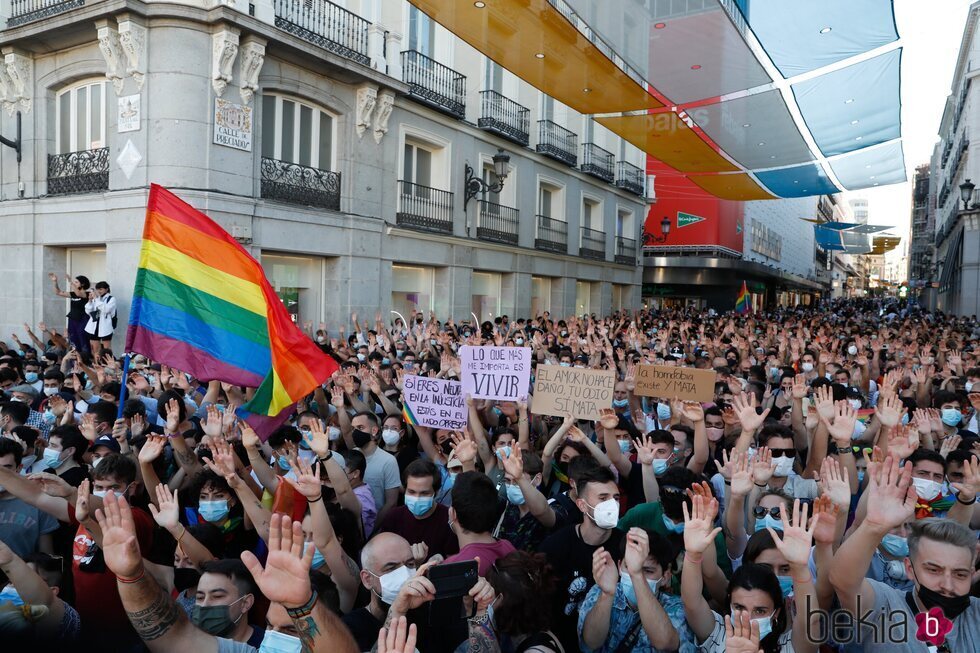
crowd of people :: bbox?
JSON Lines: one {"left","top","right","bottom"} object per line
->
{"left": 1, "top": 291, "right": 980, "bottom": 653}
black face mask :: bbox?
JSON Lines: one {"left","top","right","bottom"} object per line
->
{"left": 173, "top": 567, "right": 201, "bottom": 593}
{"left": 440, "top": 440, "right": 454, "bottom": 456}
{"left": 917, "top": 583, "right": 972, "bottom": 620}
{"left": 352, "top": 429, "right": 373, "bottom": 448}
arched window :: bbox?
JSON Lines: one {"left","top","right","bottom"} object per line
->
{"left": 56, "top": 80, "right": 107, "bottom": 154}
{"left": 261, "top": 94, "right": 335, "bottom": 171}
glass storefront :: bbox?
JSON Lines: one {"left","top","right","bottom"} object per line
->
{"left": 262, "top": 253, "right": 323, "bottom": 324}
{"left": 575, "top": 281, "right": 592, "bottom": 316}
{"left": 391, "top": 265, "right": 434, "bottom": 317}
{"left": 472, "top": 271, "right": 501, "bottom": 320}
{"left": 531, "top": 276, "right": 552, "bottom": 317}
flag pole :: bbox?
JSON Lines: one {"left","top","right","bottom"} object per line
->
{"left": 117, "top": 353, "right": 131, "bottom": 420}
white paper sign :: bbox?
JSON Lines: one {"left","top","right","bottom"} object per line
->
{"left": 213, "top": 98, "right": 252, "bottom": 151}
{"left": 118, "top": 94, "right": 140, "bottom": 133}
{"left": 460, "top": 346, "right": 531, "bottom": 401}
{"left": 402, "top": 375, "right": 467, "bottom": 430}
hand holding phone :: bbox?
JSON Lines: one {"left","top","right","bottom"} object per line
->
{"left": 427, "top": 560, "right": 478, "bottom": 600}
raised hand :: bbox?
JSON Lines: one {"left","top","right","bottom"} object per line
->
{"left": 148, "top": 485, "right": 181, "bottom": 531}
{"left": 203, "top": 404, "right": 223, "bottom": 439}
{"left": 730, "top": 450, "right": 753, "bottom": 497}
{"left": 724, "top": 612, "right": 763, "bottom": 653}
{"left": 809, "top": 495, "right": 841, "bottom": 546}
{"left": 450, "top": 431, "right": 478, "bottom": 466}
{"left": 137, "top": 435, "right": 167, "bottom": 465}
{"left": 875, "top": 393, "right": 905, "bottom": 429}
{"left": 813, "top": 384, "right": 835, "bottom": 421}
{"left": 598, "top": 408, "right": 620, "bottom": 430}
{"left": 682, "top": 493, "right": 722, "bottom": 555}
{"left": 241, "top": 422, "right": 260, "bottom": 451}
{"left": 501, "top": 443, "right": 524, "bottom": 480}
{"left": 94, "top": 492, "right": 143, "bottom": 579}
{"left": 949, "top": 456, "right": 980, "bottom": 503}
{"left": 129, "top": 413, "right": 146, "bottom": 438}
{"left": 822, "top": 401, "right": 858, "bottom": 444}
{"left": 76, "top": 478, "right": 92, "bottom": 523}
{"left": 886, "top": 424, "right": 920, "bottom": 460}
{"left": 164, "top": 398, "right": 181, "bottom": 434}
{"left": 202, "top": 437, "right": 237, "bottom": 480}
{"left": 79, "top": 413, "right": 98, "bottom": 442}
{"left": 768, "top": 498, "right": 815, "bottom": 566}
{"left": 623, "top": 527, "right": 651, "bottom": 575}
{"left": 864, "top": 456, "right": 917, "bottom": 532}
{"left": 791, "top": 374, "right": 808, "bottom": 400}
{"left": 592, "top": 548, "right": 619, "bottom": 596}
{"left": 681, "top": 400, "right": 704, "bottom": 423}
{"left": 633, "top": 434, "right": 657, "bottom": 466}
{"left": 288, "top": 456, "right": 323, "bottom": 501}
{"left": 241, "top": 514, "right": 314, "bottom": 608}
{"left": 378, "top": 616, "right": 418, "bottom": 653}
{"left": 28, "top": 471, "right": 73, "bottom": 498}
{"left": 732, "top": 392, "right": 769, "bottom": 432}
{"left": 751, "top": 446, "right": 776, "bottom": 486}
{"left": 817, "top": 456, "right": 851, "bottom": 509}
{"left": 940, "top": 433, "right": 963, "bottom": 459}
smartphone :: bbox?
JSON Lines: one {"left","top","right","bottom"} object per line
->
{"left": 427, "top": 560, "right": 478, "bottom": 600}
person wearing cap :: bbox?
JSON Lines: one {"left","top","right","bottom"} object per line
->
{"left": 91, "top": 434, "right": 122, "bottom": 470}
{"left": 6, "top": 384, "right": 50, "bottom": 439}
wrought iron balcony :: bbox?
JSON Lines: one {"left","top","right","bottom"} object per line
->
{"left": 8, "top": 0, "right": 84, "bottom": 27}
{"left": 401, "top": 50, "right": 466, "bottom": 120}
{"left": 260, "top": 157, "right": 341, "bottom": 211}
{"left": 47, "top": 148, "right": 108, "bottom": 195}
{"left": 478, "top": 91, "right": 530, "bottom": 146}
{"left": 475, "top": 199, "right": 519, "bottom": 245}
{"left": 536, "top": 120, "right": 577, "bottom": 167}
{"left": 396, "top": 180, "right": 454, "bottom": 234}
{"left": 616, "top": 161, "right": 644, "bottom": 196}
{"left": 273, "top": 0, "right": 370, "bottom": 66}
{"left": 581, "top": 143, "right": 615, "bottom": 183}
{"left": 615, "top": 236, "right": 637, "bottom": 265}
{"left": 535, "top": 215, "right": 567, "bottom": 254}
{"left": 580, "top": 227, "right": 606, "bottom": 260}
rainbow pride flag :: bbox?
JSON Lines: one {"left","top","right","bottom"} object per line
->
{"left": 735, "top": 281, "right": 750, "bottom": 314}
{"left": 126, "top": 184, "right": 339, "bottom": 437}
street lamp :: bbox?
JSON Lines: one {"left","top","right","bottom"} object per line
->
{"left": 644, "top": 216, "right": 671, "bottom": 245}
{"left": 960, "top": 178, "right": 975, "bottom": 210}
{"left": 464, "top": 149, "right": 511, "bottom": 210}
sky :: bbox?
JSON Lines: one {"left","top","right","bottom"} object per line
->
{"left": 844, "top": 0, "right": 975, "bottom": 258}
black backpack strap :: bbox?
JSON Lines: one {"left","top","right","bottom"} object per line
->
{"left": 611, "top": 616, "right": 644, "bottom": 653}
{"left": 514, "top": 631, "right": 563, "bottom": 653}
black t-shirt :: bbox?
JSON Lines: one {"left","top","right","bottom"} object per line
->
{"left": 342, "top": 607, "right": 383, "bottom": 652}
{"left": 536, "top": 525, "right": 624, "bottom": 652}
{"left": 67, "top": 295, "right": 87, "bottom": 321}
{"left": 47, "top": 464, "right": 89, "bottom": 488}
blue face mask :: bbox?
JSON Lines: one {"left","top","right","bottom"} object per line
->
{"left": 496, "top": 445, "right": 512, "bottom": 459}
{"left": 732, "top": 610, "right": 774, "bottom": 640}
{"left": 619, "top": 570, "right": 659, "bottom": 605}
{"left": 617, "top": 440, "right": 631, "bottom": 454}
{"left": 24, "top": 372, "right": 38, "bottom": 384}
{"left": 656, "top": 404, "right": 671, "bottom": 422}
{"left": 777, "top": 575, "right": 794, "bottom": 599}
{"left": 0, "top": 585, "right": 23, "bottom": 606}
{"left": 404, "top": 495, "right": 434, "bottom": 517}
{"left": 941, "top": 408, "right": 962, "bottom": 427}
{"left": 42, "top": 409, "right": 57, "bottom": 425}
{"left": 42, "top": 448, "right": 66, "bottom": 470}
{"left": 663, "top": 514, "right": 685, "bottom": 534}
{"left": 612, "top": 398, "right": 629, "bottom": 409}
{"left": 304, "top": 542, "right": 326, "bottom": 570}
{"left": 278, "top": 455, "right": 292, "bottom": 471}
{"left": 505, "top": 483, "right": 526, "bottom": 505}
{"left": 198, "top": 499, "right": 230, "bottom": 523}
{"left": 880, "top": 533, "right": 909, "bottom": 557}
{"left": 652, "top": 459, "right": 669, "bottom": 476}
{"left": 382, "top": 357, "right": 390, "bottom": 365}
{"left": 258, "top": 628, "right": 303, "bottom": 653}
{"left": 755, "top": 514, "right": 783, "bottom": 533}
{"left": 857, "top": 470, "right": 866, "bottom": 483}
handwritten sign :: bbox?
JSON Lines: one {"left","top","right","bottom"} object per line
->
{"left": 633, "top": 364, "right": 716, "bottom": 402}
{"left": 402, "top": 375, "right": 467, "bottom": 430}
{"left": 531, "top": 366, "right": 615, "bottom": 420}
{"left": 460, "top": 346, "right": 531, "bottom": 401}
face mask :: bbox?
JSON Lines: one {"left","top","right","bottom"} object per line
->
{"left": 382, "top": 357, "right": 391, "bottom": 365}
{"left": 732, "top": 610, "right": 774, "bottom": 640}
{"left": 652, "top": 459, "right": 669, "bottom": 475}
{"left": 198, "top": 499, "right": 230, "bottom": 523}
{"left": 506, "top": 483, "right": 526, "bottom": 505}
{"left": 967, "top": 381, "right": 975, "bottom": 393}
{"left": 880, "top": 533, "right": 909, "bottom": 557}
{"left": 24, "top": 372, "right": 38, "bottom": 384}
{"left": 404, "top": 495, "right": 434, "bottom": 517}
{"left": 917, "top": 582, "right": 972, "bottom": 620}
{"left": 352, "top": 429, "right": 373, "bottom": 448}
{"left": 847, "top": 345, "right": 858, "bottom": 356}
{"left": 754, "top": 512, "right": 783, "bottom": 532}
{"left": 588, "top": 498, "right": 619, "bottom": 530}
{"left": 801, "top": 362, "right": 814, "bottom": 373}
{"left": 357, "top": 353, "right": 366, "bottom": 362}
{"left": 8, "top": 396, "right": 23, "bottom": 403}
{"left": 259, "top": 628, "right": 304, "bottom": 653}
{"left": 42, "top": 387, "right": 59, "bottom": 398}
{"left": 901, "top": 412, "right": 910, "bottom": 426}
{"left": 515, "top": 338, "right": 524, "bottom": 346}
{"left": 772, "top": 456, "right": 794, "bottom": 477}
{"left": 857, "top": 470, "right": 866, "bottom": 483}
{"left": 705, "top": 427, "right": 724, "bottom": 442}
{"left": 173, "top": 567, "right": 202, "bottom": 593}
{"left": 912, "top": 477, "right": 942, "bottom": 501}
{"left": 316, "top": 336, "right": 327, "bottom": 344}
{"left": 373, "top": 564, "right": 413, "bottom": 605}
{"left": 0, "top": 585, "right": 23, "bottom": 606}
{"left": 662, "top": 514, "right": 685, "bottom": 534}
{"left": 941, "top": 408, "right": 962, "bottom": 427}
{"left": 277, "top": 455, "right": 292, "bottom": 471}
{"left": 91, "top": 456, "right": 106, "bottom": 470}
{"left": 304, "top": 541, "right": 326, "bottom": 570}
{"left": 42, "top": 448, "right": 66, "bottom": 470}
{"left": 328, "top": 426, "right": 341, "bottom": 441}
{"left": 496, "top": 445, "right": 512, "bottom": 459}
{"left": 617, "top": 440, "right": 631, "bottom": 454}
{"left": 560, "top": 331, "right": 569, "bottom": 338}
{"left": 848, "top": 399, "right": 862, "bottom": 410}
{"left": 191, "top": 594, "right": 247, "bottom": 636}
{"left": 656, "top": 404, "right": 671, "bottom": 422}
{"left": 851, "top": 419, "right": 867, "bottom": 439}
{"left": 559, "top": 362, "right": 571, "bottom": 368}
{"left": 777, "top": 575, "right": 794, "bottom": 599}
{"left": 612, "top": 398, "right": 629, "bottom": 409}
{"left": 381, "top": 429, "right": 401, "bottom": 447}
{"left": 619, "top": 569, "right": 659, "bottom": 605}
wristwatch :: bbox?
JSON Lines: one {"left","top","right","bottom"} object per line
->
{"left": 833, "top": 444, "right": 854, "bottom": 455}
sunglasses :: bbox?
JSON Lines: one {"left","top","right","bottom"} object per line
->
{"left": 754, "top": 506, "right": 782, "bottom": 520}
{"left": 768, "top": 448, "right": 797, "bottom": 458}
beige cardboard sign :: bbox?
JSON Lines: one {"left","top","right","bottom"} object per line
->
{"left": 633, "top": 364, "right": 716, "bottom": 402}
{"left": 531, "top": 365, "right": 615, "bottom": 420}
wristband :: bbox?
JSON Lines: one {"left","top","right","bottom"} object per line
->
{"left": 723, "top": 479, "right": 731, "bottom": 486}
{"left": 754, "top": 482, "right": 767, "bottom": 488}
{"left": 834, "top": 445, "right": 853, "bottom": 455}
{"left": 318, "top": 451, "right": 333, "bottom": 462}
{"left": 285, "top": 590, "right": 318, "bottom": 618}
{"left": 116, "top": 568, "right": 146, "bottom": 584}
{"left": 308, "top": 493, "right": 323, "bottom": 504}
{"left": 176, "top": 525, "right": 187, "bottom": 542}
{"left": 956, "top": 494, "right": 976, "bottom": 506}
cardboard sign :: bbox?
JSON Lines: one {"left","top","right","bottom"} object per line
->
{"left": 633, "top": 364, "right": 716, "bottom": 402}
{"left": 401, "top": 374, "right": 467, "bottom": 430}
{"left": 460, "top": 346, "right": 531, "bottom": 401}
{"left": 531, "top": 366, "right": 616, "bottom": 420}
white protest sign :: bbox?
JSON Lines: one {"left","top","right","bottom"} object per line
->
{"left": 460, "top": 345, "right": 531, "bottom": 401}
{"left": 401, "top": 374, "right": 468, "bottom": 430}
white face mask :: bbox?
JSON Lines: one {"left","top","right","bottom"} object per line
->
{"left": 381, "top": 429, "right": 401, "bottom": 447}
{"left": 848, "top": 399, "right": 862, "bottom": 410}
{"left": 847, "top": 345, "right": 858, "bottom": 356}
{"left": 587, "top": 498, "right": 619, "bottom": 530}
{"left": 327, "top": 427, "right": 341, "bottom": 441}
{"left": 912, "top": 477, "right": 942, "bottom": 501}
{"left": 801, "top": 362, "right": 814, "bottom": 373}
{"left": 42, "top": 387, "right": 59, "bottom": 397}
{"left": 772, "top": 455, "right": 795, "bottom": 477}
{"left": 372, "top": 564, "right": 413, "bottom": 605}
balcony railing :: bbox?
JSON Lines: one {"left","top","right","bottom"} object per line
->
{"left": 476, "top": 199, "right": 519, "bottom": 245}
{"left": 273, "top": 0, "right": 370, "bottom": 66}
{"left": 401, "top": 50, "right": 466, "bottom": 119}
{"left": 616, "top": 161, "right": 644, "bottom": 196}
{"left": 47, "top": 148, "right": 109, "bottom": 195}
{"left": 615, "top": 236, "right": 637, "bottom": 265}
{"left": 536, "top": 120, "right": 577, "bottom": 167}
{"left": 260, "top": 157, "right": 340, "bottom": 211}
{"left": 478, "top": 90, "right": 530, "bottom": 146}
{"left": 580, "top": 227, "right": 606, "bottom": 260}
{"left": 535, "top": 215, "right": 567, "bottom": 254}
{"left": 396, "top": 180, "right": 454, "bottom": 234}
{"left": 581, "top": 143, "right": 615, "bottom": 183}
{"left": 8, "top": 0, "right": 83, "bottom": 27}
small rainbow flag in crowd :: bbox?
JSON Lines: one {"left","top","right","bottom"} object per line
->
{"left": 735, "top": 281, "right": 750, "bottom": 314}
{"left": 126, "top": 184, "right": 339, "bottom": 437}
{"left": 856, "top": 409, "right": 875, "bottom": 424}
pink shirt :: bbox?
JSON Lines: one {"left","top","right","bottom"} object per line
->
{"left": 444, "top": 539, "right": 517, "bottom": 576}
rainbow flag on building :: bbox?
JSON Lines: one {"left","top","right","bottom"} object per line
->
{"left": 126, "top": 184, "right": 339, "bottom": 437}
{"left": 735, "top": 281, "right": 751, "bottom": 314}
